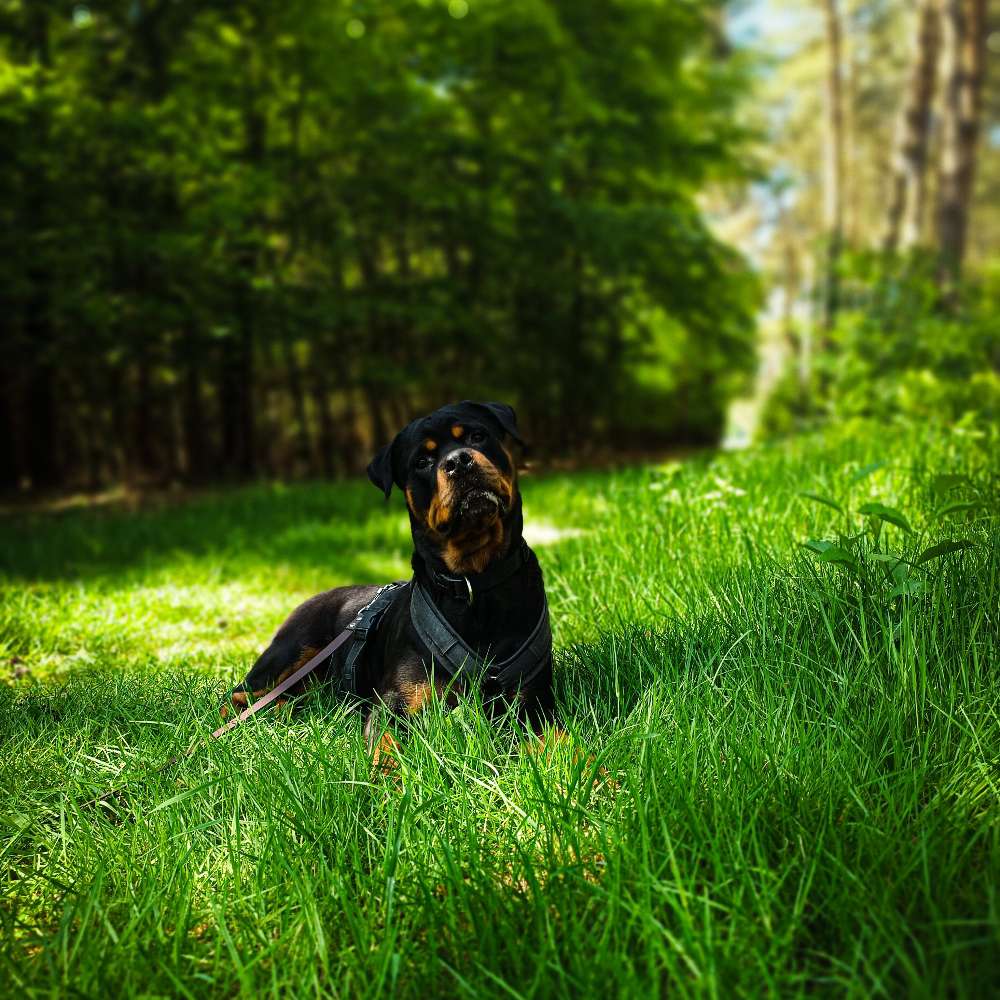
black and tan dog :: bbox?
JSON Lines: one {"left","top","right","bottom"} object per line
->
{"left": 222, "top": 401, "right": 555, "bottom": 752}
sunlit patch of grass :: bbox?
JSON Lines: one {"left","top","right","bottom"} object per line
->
{"left": 1, "top": 420, "right": 998, "bottom": 996}
{"left": 522, "top": 520, "right": 587, "bottom": 547}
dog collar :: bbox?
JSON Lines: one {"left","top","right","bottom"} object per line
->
{"left": 423, "top": 539, "right": 530, "bottom": 604}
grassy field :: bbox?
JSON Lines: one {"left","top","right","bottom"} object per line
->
{"left": 2, "top": 420, "right": 998, "bottom": 998}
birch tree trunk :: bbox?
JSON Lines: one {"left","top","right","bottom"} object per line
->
{"left": 821, "top": 0, "right": 845, "bottom": 333}
{"left": 882, "top": 0, "right": 942, "bottom": 252}
{"left": 936, "top": 0, "right": 987, "bottom": 287}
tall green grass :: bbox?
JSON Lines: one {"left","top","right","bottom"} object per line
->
{"left": 1, "top": 420, "right": 997, "bottom": 997}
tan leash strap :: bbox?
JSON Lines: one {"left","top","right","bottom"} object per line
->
{"left": 83, "top": 626, "right": 357, "bottom": 813}
{"left": 210, "top": 627, "right": 355, "bottom": 738}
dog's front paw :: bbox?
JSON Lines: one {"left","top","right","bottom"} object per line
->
{"left": 219, "top": 687, "right": 291, "bottom": 721}
{"left": 218, "top": 688, "right": 249, "bottom": 721}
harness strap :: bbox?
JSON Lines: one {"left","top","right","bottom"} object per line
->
{"left": 338, "top": 581, "right": 406, "bottom": 695}
{"left": 409, "top": 580, "right": 551, "bottom": 689}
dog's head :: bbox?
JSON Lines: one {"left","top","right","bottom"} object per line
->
{"left": 367, "top": 401, "right": 524, "bottom": 575}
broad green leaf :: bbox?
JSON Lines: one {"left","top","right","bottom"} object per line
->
{"left": 889, "top": 578, "right": 923, "bottom": 599}
{"left": 931, "top": 474, "right": 969, "bottom": 494}
{"left": 858, "top": 502, "right": 912, "bottom": 533}
{"left": 804, "top": 539, "right": 858, "bottom": 567}
{"left": 870, "top": 552, "right": 905, "bottom": 563}
{"left": 850, "top": 461, "right": 885, "bottom": 484}
{"left": 817, "top": 545, "right": 857, "bottom": 568}
{"left": 798, "top": 492, "right": 844, "bottom": 515}
{"left": 917, "top": 539, "right": 976, "bottom": 564}
{"left": 803, "top": 539, "right": 835, "bottom": 554}
{"left": 935, "top": 500, "right": 979, "bottom": 519}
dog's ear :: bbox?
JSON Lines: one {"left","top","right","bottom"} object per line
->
{"left": 367, "top": 441, "right": 396, "bottom": 499}
{"left": 469, "top": 401, "right": 524, "bottom": 446}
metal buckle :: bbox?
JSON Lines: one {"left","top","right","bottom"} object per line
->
{"left": 431, "top": 571, "right": 474, "bottom": 603}
{"left": 349, "top": 583, "right": 396, "bottom": 631}
{"left": 347, "top": 608, "right": 369, "bottom": 632}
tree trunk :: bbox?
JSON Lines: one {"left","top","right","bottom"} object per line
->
{"left": 936, "top": 0, "right": 987, "bottom": 288}
{"left": 220, "top": 80, "right": 266, "bottom": 479}
{"left": 311, "top": 367, "right": 337, "bottom": 478}
{"left": 22, "top": 5, "right": 60, "bottom": 491}
{"left": 218, "top": 304, "right": 256, "bottom": 479}
{"left": 363, "top": 385, "right": 390, "bottom": 453}
{"left": 820, "top": 0, "right": 846, "bottom": 334}
{"left": 181, "top": 334, "right": 208, "bottom": 482}
{"left": 134, "top": 357, "right": 158, "bottom": 478}
{"left": 23, "top": 361, "right": 59, "bottom": 491}
{"left": 882, "top": 0, "right": 942, "bottom": 252}
{"left": 109, "top": 365, "right": 130, "bottom": 483}
{"left": 82, "top": 380, "right": 103, "bottom": 491}
{"left": 279, "top": 320, "right": 313, "bottom": 475}
{"left": 0, "top": 382, "right": 18, "bottom": 490}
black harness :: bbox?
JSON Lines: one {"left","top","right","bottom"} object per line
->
{"left": 335, "top": 541, "right": 551, "bottom": 695}
{"left": 409, "top": 581, "right": 551, "bottom": 688}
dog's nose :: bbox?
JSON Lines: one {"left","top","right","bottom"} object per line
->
{"left": 442, "top": 449, "right": 475, "bottom": 476}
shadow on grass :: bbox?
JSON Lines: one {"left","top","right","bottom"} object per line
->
{"left": 0, "top": 480, "right": 411, "bottom": 582}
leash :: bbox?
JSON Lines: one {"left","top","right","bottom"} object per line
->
{"left": 81, "top": 584, "right": 405, "bottom": 814}
{"left": 82, "top": 625, "right": 359, "bottom": 814}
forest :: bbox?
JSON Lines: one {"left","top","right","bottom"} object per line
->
{"left": 0, "top": 0, "right": 996, "bottom": 488}
{"left": 736, "top": 0, "right": 997, "bottom": 440}
{"left": 1, "top": 0, "right": 758, "bottom": 490}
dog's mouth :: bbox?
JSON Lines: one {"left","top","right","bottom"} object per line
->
{"left": 457, "top": 487, "right": 505, "bottom": 521}
{"left": 427, "top": 468, "right": 514, "bottom": 540}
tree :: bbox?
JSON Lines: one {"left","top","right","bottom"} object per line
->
{"left": 936, "top": 0, "right": 988, "bottom": 288}
{"left": 820, "top": 0, "right": 846, "bottom": 332}
{"left": 882, "top": 0, "right": 942, "bottom": 252}
{"left": 0, "top": 0, "right": 759, "bottom": 491}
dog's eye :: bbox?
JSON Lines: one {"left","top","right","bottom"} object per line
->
{"left": 468, "top": 430, "right": 486, "bottom": 445}
{"left": 414, "top": 455, "right": 434, "bottom": 471}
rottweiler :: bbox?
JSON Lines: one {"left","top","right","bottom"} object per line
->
{"left": 222, "top": 401, "right": 555, "bottom": 751}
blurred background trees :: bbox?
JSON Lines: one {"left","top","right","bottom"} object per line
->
{"left": 1, "top": 0, "right": 996, "bottom": 493}
{"left": 739, "top": 0, "right": 998, "bottom": 438}
{"left": 0, "top": 0, "right": 758, "bottom": 491}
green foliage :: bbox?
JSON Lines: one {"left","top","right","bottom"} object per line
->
{"left": 797, "top": 452, "right": 997, "bottom": 601}
{"left": 0, "top": 0, "right": 758, "bottom": 488}
{"left": 2, "top": 422, "right": 998, "bottom": 995}
{"left": 761, "top": 253, "right": 1000, "bottom": 439}
{"left": 830, "top": 254, "right": 1000, "bottom": 422}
